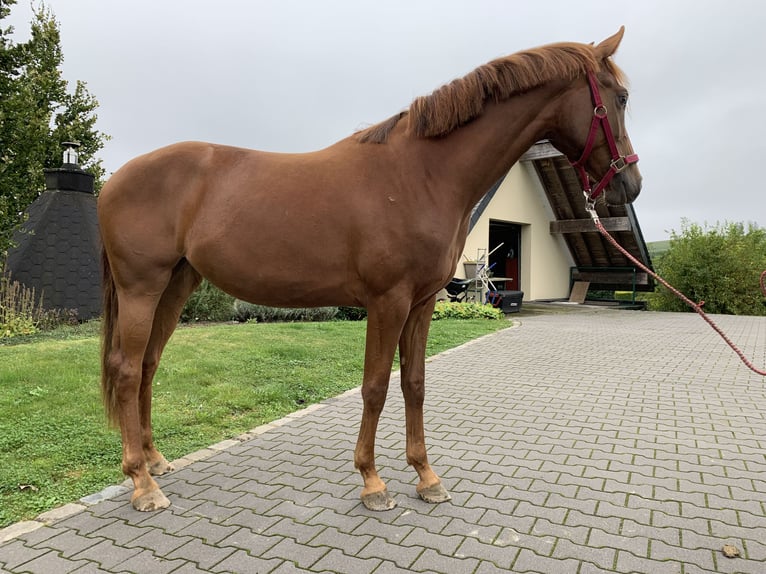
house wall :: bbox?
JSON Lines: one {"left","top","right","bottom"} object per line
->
{"left": 459, "top": 161, "right": 574, "bottom": 301}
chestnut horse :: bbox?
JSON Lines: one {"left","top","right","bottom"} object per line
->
{"left": 99, "top": 27, "right": 641, "bottom": 512}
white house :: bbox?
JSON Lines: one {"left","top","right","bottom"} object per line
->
{"left": 457, "top": 142, "right": 653, "bottom": 303}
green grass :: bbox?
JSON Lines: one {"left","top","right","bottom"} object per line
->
{"left": 0, "top": 318, "right": 508, "bottom": 527}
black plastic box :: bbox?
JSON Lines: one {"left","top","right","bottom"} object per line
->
{"left": 499, "top": 290, "right": 524, "bottom": 313}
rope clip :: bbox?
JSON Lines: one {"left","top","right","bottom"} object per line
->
{"left": 583, "top": 192, "right": 599, "bottom": 223}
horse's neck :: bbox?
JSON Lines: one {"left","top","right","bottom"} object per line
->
{"left": 414, "top": 82, "right": 565, "bottom": 213}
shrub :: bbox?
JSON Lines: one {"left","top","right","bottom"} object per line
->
{"left": 614, "top": 291, "right": 635, "bottom": 302}
{"left": 587, "top": 290, "right": 614, "bottom": 301}
{"left": 233, "top": 301, "right": 338, "bottom": 323}
{"left": 647, "top": 220, "right": 766, "bottom": 316}
{"left": 37, "top": 307, "right": 80, "bottom": 331}
{"left": 0, "top": 272, "right": 45, "bottom": 338}
{"left": 180, "top": 280, "right": 235, "bottom": 323}
{"left": 432, "top": 301, "right": 504, "bottom": 320}
{"left": 335, "top": 306, "right": 367, "bottom": 321}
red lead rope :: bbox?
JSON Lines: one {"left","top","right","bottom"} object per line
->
{"left": 590, "top": 212, "right": 766, "bottom": 376}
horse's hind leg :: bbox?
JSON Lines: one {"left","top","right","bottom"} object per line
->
{"left": 399, "top": 296, "right": 451, "bottom": 504}
{"left": 140, "top": 261, "right": 202, "bottom": 477}
{"left": 107, "top": 286, "right": 170, "bottom": 512}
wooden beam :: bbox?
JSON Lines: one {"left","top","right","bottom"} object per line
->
{"left": 550, "top": 217, "right": 632, "bottom": 234}
{"left": 572, "top": 270, "right": 650, "bottom": 285}
{"left": 569, "top": 281, "right": 590, "bottom": 303}
{"left": 520, "top": 141, "right": 563, "bottom": 161}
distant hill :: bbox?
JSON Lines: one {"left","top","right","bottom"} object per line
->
{"left": 646, "top": 240, "right": 670, "bottom": 260}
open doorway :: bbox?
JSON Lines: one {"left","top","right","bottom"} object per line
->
{"left": 489, "top": 220, "right": 521, "bottom": 291}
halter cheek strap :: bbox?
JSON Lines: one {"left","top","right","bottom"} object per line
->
{"left": 570, "top": 71, "right": 639, "bottom": 205}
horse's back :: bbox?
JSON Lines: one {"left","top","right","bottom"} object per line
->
{"left": 99, "top": 141, "right": 401, "bottom": 306}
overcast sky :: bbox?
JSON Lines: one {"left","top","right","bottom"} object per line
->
{"left": 6, "top": 0, "right": 766, "bottom": 241}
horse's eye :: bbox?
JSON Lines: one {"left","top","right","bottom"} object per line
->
{"left": 618, "top": 93, "right": 629, "bottom": 107}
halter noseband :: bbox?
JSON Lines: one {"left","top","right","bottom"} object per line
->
{"left": 570, "top": 70, "right": 639, "bottom": 207}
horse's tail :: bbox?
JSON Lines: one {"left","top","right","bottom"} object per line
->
{"left": 101, "top": 247, "right": 119, "bottom": 427}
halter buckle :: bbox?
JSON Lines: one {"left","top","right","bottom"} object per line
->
{"left": 594, "top": 104, "right": 608, "bottom": 119}
{"left": 610, "top": 156, "right": 628, "bottom": 172}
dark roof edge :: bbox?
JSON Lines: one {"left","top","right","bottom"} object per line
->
{"left": 469, "top": 174, "right": 508, "bottom": 233}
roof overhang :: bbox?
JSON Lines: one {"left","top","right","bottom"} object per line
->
{"left": 521, "top": 141, "right": 654, "bottom": 292}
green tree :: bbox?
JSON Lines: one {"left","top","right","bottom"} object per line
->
{"left": 0, "top": 0, "right": 23, "bottom": 252}
{"left": 0, "top": 1, "right": 108, "bottom": 256}
{"left": 649, "top": 220, "right": 766, "bottom": 316}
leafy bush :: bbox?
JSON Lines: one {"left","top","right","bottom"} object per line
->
{"left": 233, "top": 301, "right": 338, "bottom": 323}
{"left": 179, "top": 282, "right": 509, "bottom": 324}
{"left": 0, "top": 272, "right": 44, "bottom": 338}
{"left": 587, "top": 290, "right": 615, "bottom": 301}
{"left": 37, "top": 308, "right": 80, "bottom": 331}
{"left": 614, "top": 291, "right": 633, "bottom": 301}
{"left": 432, "top": 301, "right": 504, "bottom": 320}
{"left": 180, "top": 280, "right": 235, "bottom": 323}
{"left": 647, "top": 220, "right": 766, "bottom": 316}
{"left": 335, "top": 306, "right": 367, "bottom": 321}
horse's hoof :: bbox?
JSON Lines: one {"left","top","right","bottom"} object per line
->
{"left": 418, "top": 482, "right": 452, "bottom": 504}
{"left": 361, "top": 489, "right": 397, "bottom": 511}
{"left": 148, "top": 458, "right": 175, "bottom": 476}
{"left": 132, "top": 489, "right": 171, "bottom": 512}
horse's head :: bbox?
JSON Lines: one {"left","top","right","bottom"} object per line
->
{"left": 548, "top": 26, "right": 642, "bottom": 206}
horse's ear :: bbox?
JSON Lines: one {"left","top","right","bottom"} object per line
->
{"left": 594, "top": 26, "right": 625, "bottom": 59}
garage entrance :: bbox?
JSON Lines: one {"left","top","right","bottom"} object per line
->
{"left": 489, "top": 220, "right": 521, "bottom": 291}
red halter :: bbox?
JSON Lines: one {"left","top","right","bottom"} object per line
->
{"left": 570, "top": 70, "right": 639, "bottom": 205}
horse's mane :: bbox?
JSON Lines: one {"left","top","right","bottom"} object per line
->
{"left": 357, "top": 41, "right": 625, "bottom": 144}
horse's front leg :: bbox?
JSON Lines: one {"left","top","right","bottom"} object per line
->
{"left": 399, "top": 296, "right": 451, "bottom": 504}
{"left": 355, "top": 300, "right": 408, "bottom": 511}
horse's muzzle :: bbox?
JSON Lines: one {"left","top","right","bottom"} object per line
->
{"left": 606, "top": 168, "right": 642, "bottom": 205}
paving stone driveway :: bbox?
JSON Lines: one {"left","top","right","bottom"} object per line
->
{"left": 2, "top": 306, "right": 766, "bottom": 573}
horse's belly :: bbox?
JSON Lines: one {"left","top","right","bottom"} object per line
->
{"left": 188, "top": 247, "right": 362, "bottom": 308}
{"left": 224, "top": 273, "right": 359, "bottom": 308}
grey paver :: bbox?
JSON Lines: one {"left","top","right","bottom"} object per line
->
{"left": 440, "top": 515, "right": 501, "bottom": 544}
{"left": 262, "top": 536, "right": 330, "bottom": 568}
{"left": 613, "top": 550, "right": 683, "bottom": 574}
{"left": 69, "top": 539, "right": 142, "bottom": 569}
{"left": 10, "top": 549, "right": 89, "bottom": 574}
{"left": 352, "top": 516, "right": 414, "bottom": 544}
{"left": 309, "top": 526, "right": 372, "bottom": 556}
{"left": 410, "top": 548, "right": 479, "bottom": 574}
{"left": 359, "top": 536, "right": 424, "bottom": 569}
{"left": 165, "top": 537, "right": 237, "bottom": 570}
{"left": 2, "top": 307, "right": 766, "bottom": 573}
{"left": 111, "top": 549, "right": 186, "bottom": 574}
{"left": 0, "top": 539, "right": 50, "bottom": 570}
{"left": 177, "top": 516, "right": 241, "bottom": 545}
{"left": 400, "top": 527, "right": 464, "bottom": 556}
{"left": 311, "top": 548, "right": 381, "bottom": 574}
{"left": 511, "top": 547, "right": 580, "bottom": 573}
{"left": 31, "top": 529, "right": 104, "bottom": 557}
{"left": 210, "top": 549, "right": 284, "bottom": 573}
